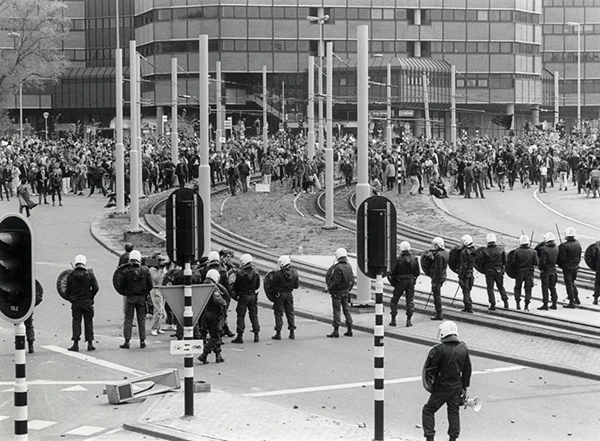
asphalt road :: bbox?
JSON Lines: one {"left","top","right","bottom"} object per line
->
{"left": 1, "top": 193, "right": 599, "bottom": 441}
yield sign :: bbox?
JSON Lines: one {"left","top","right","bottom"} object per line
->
{"left": 159, "top": 284, "right": 215, "bottom": 327}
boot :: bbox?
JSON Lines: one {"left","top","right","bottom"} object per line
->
{"left": 68, "top": 341, "right": 79, "bottom": 352}
{"left": 426, "top": 436, "right": 434, "bottom": 441}
{"left": 488, "top": 304, "right": 496, "bottom": 311}
{"left": 524, "top": 302, "right": 529, "bottom": 312}
{"left": 430, "top": 314, "right": 443, "bottom": 321}
{"left": 119, "top": 341, "right": 130, "bottom": 349}
{"left": 253, "top": 332, "right": 260, "bottom": 343}
{"left": 271, "top": 331, "right": 282, "bottom": 340}
{"left": 327, "top": 327, "right": 339, "bottom": 338}
{"left": 223, "top": 324, "right": 235, "bottom": 338}
{"left": 406, "top": 318, "right": 413, "bottom": 328}
{"left": 549, "top": 302, "right": 557, "bottom": 310}
{"left": 231, "top": 333, "right": 243, "bottom": 344}
{"left": 198, "top": 352, "right": 209, "bottom": 364}
{"left": 87, "top": 341, "right": 96, "bottom": 351}
{"left": 563, "top": 302, "right": 576, "bottom": 309}
{"left": 389, "top": 314, "right": 397, "bottom": 327}
{"left": 140, "top": 340, "right": 146, "bottom": 349}
{"left": 593, "top": 297, "right": 599, "bottom": 306}
{"left": 28, "top": 341, "right": 34, "bottom": 354}
{"left": 215, "top": 353, "right": 224, "bottom": 363}
{"left": 516, "top": 300, "right": 521, "bottom": 310}
{"left": 575, "top": 296, "right": 581, "bottom": 305}
{"left": 537, "top": 303, "right": 548, "bottom": 311}
{"left": 503, "top": 299, "right": 509, "bottom": 309}
{"left": 289, "top": 330, "right": 295, "bottom": 340}
{"left": 343, "top": 325, "right": 353, "bottom": 337}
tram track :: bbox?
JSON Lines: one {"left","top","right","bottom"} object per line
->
{"left": 141, "top": 181, "right": 600, "bottom": 349}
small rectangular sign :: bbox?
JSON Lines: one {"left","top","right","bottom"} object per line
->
{"left": 170, "top": 340, "right": 204, "bottom": 355}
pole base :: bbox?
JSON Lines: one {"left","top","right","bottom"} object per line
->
{"left": 350, "top": 302, "right": 375, "bottom": 313}
{"left": 321, "top": 225, "right": 338, "bottom": 230}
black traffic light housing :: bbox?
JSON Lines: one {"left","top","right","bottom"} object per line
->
{"left": 0, "top": 214, "right": 35, "bottom": 323}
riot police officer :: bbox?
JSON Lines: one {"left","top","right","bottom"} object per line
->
{"left": 197, "top": 269, "right": 228, "bottom": 364}
{"left": 536, "top": 232, "right": 559, "bottom": 310}
{"left": 558, "top": 227, "right": 582, "bottom": 308}
{"left": 477, "top": 234, "right": 509, "bottom": 310}
{"left": 270, "top": 255, "right": 299, "bottom": 340}
{"left": 511, "top": 235, "right": 538, "bottom": 311}
{"left": 430, "top": 237, "right": 449, "bottom": 321}
{"left": 231, "top": 253, "right": 261, "bottom": 343}
{"left": 387, "top": 241, "right": 420, "bottom": 327}
{"left": 458, "top": 235, "right": 475, "bottom": 313}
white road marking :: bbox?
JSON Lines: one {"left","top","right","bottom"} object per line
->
{"left": 533, "top": 189, "right": 600, "bottom": 232}
{"left": 293, "top": 193, "right": 305, "bottom": 217}
{"left": 2, "top": 388, "right": 14, "bottom": 393}
{"left": 42, "top": 345, "right": 147, "bottom": 377}
{"left": 29, "top": 420, "right": 58, "bottom": 430}
{"left": 244, "top": 365, "right": 528, "bottom": 397}
{"left": 65, "top": 426, "right": 106, "bottom": 436}
{"left": 60, "top": 385, "right": 88, "bottom": 392}
{"left": 84, "top": 427, "right": 122, "bottom": 441}
{"left": 0, "top": 415, "right": 9, "bottom": 422}
{"left": 0, "top": 381, "right": 111, "bottom": 386}
{"left": 35, "top": 261, "right": 69, "bottom": 267}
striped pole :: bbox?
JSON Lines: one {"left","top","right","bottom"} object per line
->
{"left": 183, "top": 261, "right": 194, "bottom": 416}
{"left": 15, "top": 322, "right": 28, "bottom": 439}
{"left": 374, "top": 273, "right": 384, "bottom": 441}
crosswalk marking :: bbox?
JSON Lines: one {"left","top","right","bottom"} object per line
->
{"left": 29, "top": 420, "right": 58, "bottom": 430}
{"left": 60, "top": 385, "right": 88, "bottom": 392}
{"left": 65, "top": 426, "right": 106, "bottom": 436}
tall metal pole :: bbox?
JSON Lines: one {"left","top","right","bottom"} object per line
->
{"left": 554, "top": 70, "right": 560, "bottom": 128}
{"left": 324, "top": 42, "right": 335, "bottom": 229}
{"left": 129, "top": 40, "right": 140, "bottom": 231}
{"left": 576, "top": 23, "right": 581, "bottom": 131}
{"left": 19, "top": 83, "right": 23, "bottom": 150}
{"left": 171, "top": 58, "right": 179, "bottom": 164}
{"left": 423, "top": 73, "right": 431, "bottom": 140}
{"left": 216, "top": 61, "right": 222, "bottom": 152}
{"left": 451, "top": 65, "right": 457, "bottom": 146}
{"left": 115, "top": 0, "right": 124, "bottom": 212}
{"left": 137, "top": 53, "right": 144, "bottom": 197}
{"left": 183, "top": 260, "right": 194, "bottom": 416}
{"left": 386, "top": 63, "right": 392, "bottom": 151}
{"left": 374, "top": 273, "right": 385, "bottom": 441}
{"left": 14, "top": 322, "right": 27, "bottom": 440}
{"left": 307, "top": 56, "right": 315, "bottom": 160}
{"left": 282, "top": 81, "right": 286, "bottom": 132}
{"left": 262, "top": 66, "right": 268, "bottom": 153}
{"left": 198, "top": 35, "right": 211, "bottom": 257}
{"left": 318, "top": 18, "right": 324, "bottom": 154}
{"left": 355, "top": 25, "right": 372, "bottom": 307}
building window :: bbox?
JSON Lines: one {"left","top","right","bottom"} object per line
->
{"left": 421, "top": 10, "right": 431, "bottom": 25}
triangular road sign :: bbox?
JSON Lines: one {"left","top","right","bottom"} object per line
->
{"left": 160, "top": 284, "right": 214, "bottom": 326}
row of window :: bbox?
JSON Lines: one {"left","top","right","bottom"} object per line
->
{"left": 135, "top": 39, "right": 537, "bottom": 58}
{"left": 134, "top": 6, "right": 539, "bottom": 28}
{"left": 543, "top": 51, "right": 600, "bottom": 62}
{"left": 543, "top": 0, "right": 600, "bottom": 6}
{"left": 543, "top": 24, "right": 600, "bottom": 34}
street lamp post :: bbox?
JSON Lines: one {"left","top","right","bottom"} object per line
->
{"left": 307, "top": 11, "right": 329, "bottom": 154}
{"left": 567, "top": 22, "right": 581, "bottom": 131}
{"left": 8, "top": 31, "right": 23, "bottom": 149}
{"left": 43, "top": 112, "right": 49, "bottom": 140}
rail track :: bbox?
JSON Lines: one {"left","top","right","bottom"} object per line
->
{"left": 141, "top": 182, "right": 600, "bottom": 349}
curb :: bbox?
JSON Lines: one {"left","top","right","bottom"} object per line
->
{"left": 532, "top": 188, "right": 600, "bottom": 232}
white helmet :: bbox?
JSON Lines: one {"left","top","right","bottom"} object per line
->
{"left": 400, "top": 241, "right": 411, "bottom": 252}
{"left": 239, "top": 253, "right": 253, "bottom": 267}
{"left": 432, "top": 237, "right": 445, "bottom": 249}
{"left": 74, "top": 254, "right": 87, "bottom": 267}
{"left": 486, "top": 233, "right": 497, "bottom": 244}
{"left": 335, "top": 248, "right": 348, "bottom": 260}
{"left": 208, "top": 251, "right": 220, "bottom": 263}
{"left": 461, "top": 235, "right": 473, "bottom": 246}
{"left": 206, "top": 269, "right": 220, "bottom": 283}
{"left": 565, "top": 227, "right": 576, "bottom": 238}
{"left": 438, "top": 321, "right": 459, "bottom": 340}
{"left": 129, "top": 250, "right": 142, "bottom": 263}
{"left": 278, "top": 255, "right": 291, "bottom": 268}
{"left": 519, "top": 235, "right": 530, "bottom": 246}
{"left": 543, "top": 232, "right": 555, "bottom": 243}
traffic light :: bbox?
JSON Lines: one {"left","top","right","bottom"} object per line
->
{"left": 0, "top": 214, "right": 34, "bottom": 323}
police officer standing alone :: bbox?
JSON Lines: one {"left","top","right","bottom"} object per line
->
{"left": 231, "top": 253, "right": 261, "bottom": 343}
{"left": 387, "top": 241, "right": 420, "bottom": 328}
{"left": 270, "top": 255, "right": 299, "bottom": 340}
{"left": 559, "top": 227, "right": 582, "bottom": 308}
{"left": 477, "top": 234, "right": 508, "bottom": 310}
{"left": 325, "top": 248, "right": 355, "bottom": 338}
{"left": 66, "top": 255, "right": 99, "bottom": 352}
{"left": 536, "top": 232, "right": 559, "bottom": 310}
{"left": 119, "top": 250, "right": 153, "bottom": 349}
{"left": 422, "top": 321, "right": 472, "bottom": 441}
{"left": 511, "top": 235, "right": 538, "bottom": 311}
{"left": 458, "top": 235, "right": 475, "bottom": 313}
{"left": 430, "top": 237, "right": 449, "bottom": 321}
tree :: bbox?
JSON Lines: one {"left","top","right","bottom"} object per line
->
{"left": 0, "top": 0, "right": 70, "bottom": 106}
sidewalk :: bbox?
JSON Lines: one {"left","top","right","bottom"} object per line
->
{"left": 91, "top": 214, "right": 600, "bottom": 441}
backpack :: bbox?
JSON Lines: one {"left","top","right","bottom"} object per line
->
{"left": 448, "top": 245, "right": 461, "bottom": 274}
{"left": 584, "top": 242, "right": 600, "bottom": 270}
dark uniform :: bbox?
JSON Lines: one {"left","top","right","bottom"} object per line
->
{"left": 422, "top": 329, "right": 472, "bottom": 441}
{"left": 431, "top": 247, "right": 449, "bottom": 320}
{"left": 201, "top": 261, "right": 234, "bottom": 337}
{"left": 197, "top": 279, "right": 228, "bottom": 364}
{"left": 387, "top": 249, "right": 420, "bottom": 327}
{"left": 232, "top": 265, "right": 261, "bottom": 342}
{"left": 270, "top": 264, "right": 299, "bottom": 338}
{"left": 558, "top": 236, "right": 582, "bottom": 307}
{"left": 66, "top": 267, "right": 99, "bottom": 351}
{"left": 512, "top": 244, "right": 539, "bottom": 310}
{"left": 458, "top": 245, "right": 475, "bottom": 313}
{"left": 536, "top": 240, "right": 559, "bottom": 309}
{"left": 478, "top": 241, "right": 508, "bottom": 309}
{"left": 325, "top": 255, "right": 355, "bottom": 337}
{"left": 120, "top": 261, "right": 153, "bottom": 348}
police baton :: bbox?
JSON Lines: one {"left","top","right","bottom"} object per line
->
{"left": 424, "top": 290, "right": 432, "bottom": 310}
{"left": 555, "top": 223, "right": 563, "bottom": 244}
{"left": 450, "top": 283, "right": 461, "bottom": 307}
